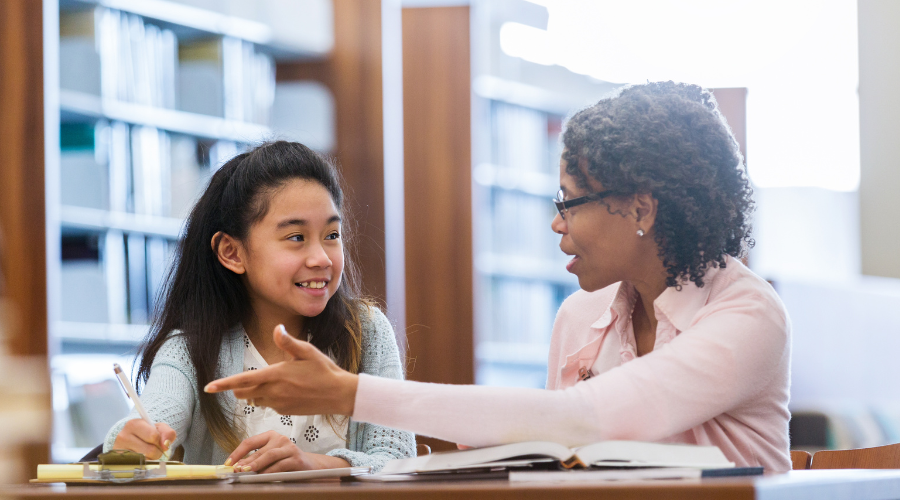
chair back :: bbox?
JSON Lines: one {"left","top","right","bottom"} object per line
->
{"left": 791, "top": 450, "right": 812, "bottom": 470}
{"left": 811, "top": 443, "right": 900, "bottom": 469}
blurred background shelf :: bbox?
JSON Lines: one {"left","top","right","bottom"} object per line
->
{"left": 475, "top": 253, "right": 577, "bottom": 286}
{"left": 473, "top": 162, "right": 558, "bottom": 198}
{"left": 60, "top": 205, "right": 184, "bottom": 239}
{"left": 60, "top": 90, "right": 272, "bottom": 142}
{"left": 54, "top": 321, "right": 148, "bottom": 345}
{"left": 473, "top": 75, "right": 587, "bottom": 116}
{"left": 60, "top": 0, "right": 329, "bottom": 59}
{"left": 475, "top": 341, "right": 551, "bottom": 366}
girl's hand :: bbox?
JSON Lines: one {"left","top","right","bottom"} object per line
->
{"left": 112, "top": 420, "right": 176, "bottom": 459}
{"left": 227, "top": 431, "right": 350, "bottom": 473}
{"left": 204, "top": 325, "right": 358, "bottom": 416}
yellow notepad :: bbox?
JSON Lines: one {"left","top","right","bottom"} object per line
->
{"left": 32, "top": 462, "right": 234, "bottom": 484}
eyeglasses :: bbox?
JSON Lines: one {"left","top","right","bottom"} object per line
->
{"left": 553, "top": 189, "right": 624, "bottom": 220}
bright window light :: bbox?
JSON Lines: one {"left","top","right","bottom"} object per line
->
{"left": 500, "top": 0, "right": 860, "bottom": 192}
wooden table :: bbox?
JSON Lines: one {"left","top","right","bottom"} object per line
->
{"left": 5, "top": 470, "right": 900, "bottom": 500}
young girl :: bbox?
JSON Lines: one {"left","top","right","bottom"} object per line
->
{"left": 104, "top": 141, "right": 415, "bottom": 473}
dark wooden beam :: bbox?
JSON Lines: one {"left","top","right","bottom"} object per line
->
{"left": 0, "top": 0, "right": 50, "bottom": 479}
{"left": 402, "top": 6, "right": 473, "bottom": 386}
{"left": 402, "top": 5, "right": 473, "bottom": 454}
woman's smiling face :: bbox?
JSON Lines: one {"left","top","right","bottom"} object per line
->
{"left": 240, "top": 178, "right": 344, "bottom": 319}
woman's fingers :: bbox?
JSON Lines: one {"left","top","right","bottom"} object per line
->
{"left": 273, "top": 325, "right": 322, "bottom": 361}
{"left": 204, "top": 367, "right": 272, "bottom": 393}
{"left": 232, "top": 384, "right": 269, "bottom": 402}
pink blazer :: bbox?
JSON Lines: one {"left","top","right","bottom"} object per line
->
{"left": 354, "top": 256, "right": 792, "bottom": 472}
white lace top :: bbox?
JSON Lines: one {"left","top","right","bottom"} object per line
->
{"left": 104, "top": 305, "right": 416, "bottom": 471}
{"left": 240, "top": 334, "right": 348, "bottom": 455}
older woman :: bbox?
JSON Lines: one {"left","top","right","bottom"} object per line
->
{"left": 206, "top": 82, "right": 791, "bottom": 472}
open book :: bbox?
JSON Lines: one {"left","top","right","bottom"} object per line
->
{"left": 380, "top": 440, "right": 734, "bottom": 475}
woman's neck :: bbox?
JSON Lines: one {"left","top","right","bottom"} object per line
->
{"left": 628, "top": 259, "right": 670, "bottom": 357}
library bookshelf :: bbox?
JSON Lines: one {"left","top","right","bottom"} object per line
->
{"left": 45, "top": 0, "right": 327, "bottom": 462}
{"left": 471, "top": 76, "right": 585, "bottom": 387}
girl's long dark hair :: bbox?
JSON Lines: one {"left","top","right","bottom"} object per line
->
{"left": 136, "top": 141, "right": 366, "bottom": 453}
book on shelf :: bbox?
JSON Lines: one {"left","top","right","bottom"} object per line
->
{"left": 222, "top": 37, "right": 276, "bottom": 125}
{"left": 145, "top": 237, "right": 172, "bottom": 314}
{"left": 104, "top": 230, "right": 129, "bottom": 325}
{"left": 60, "top": 9, "right": 101, "bottom": 96}
{"left": 126, "top": 233, "right": 148, "bottom": 324}
{"left": 380, "top": 440, "right": 735, "bottom": 476}
{"left": 491, "top": 101, "right": 555, "bottom": 174}
{"left": 170, "top": 134, "right": 213, "bottom": 219}
{"left": 490, "top": 189, "right": 559, "bottom": 260}
{"left": 179, "top": 36, "right": 275, "bottom": 125}
{"left": 60, "top": 235, "right": 108, "bottom": 324}
{"left": 108, "top": 121, "right": 132, "bottom": 213}
{"left": 130, "top": 125, "right": 171, "bottom": 217}
{"left": 61, "top": 123, "right": 109, "bottom": 210}
{"left": 179, "top": 38, "right": 225, "bottom": 117}
{"left": 97, "top": 8, "right": 177, "bottom": 108}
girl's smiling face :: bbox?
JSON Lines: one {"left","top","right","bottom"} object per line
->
{"left": 233, "top": 179, "right": 344, "bottom": 319}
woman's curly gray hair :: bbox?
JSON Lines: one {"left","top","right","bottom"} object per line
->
{"left": 562, "top": 81, "right": 754, "bottom": 288}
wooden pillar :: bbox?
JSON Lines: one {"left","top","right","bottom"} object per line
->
{"left": 402, "top": 5, "right": 472, "bottom": 453}
{"left": 277, "top": 0, "right": 387, "bottom": 304}
{"left": 0, "top": 0, "right": 50, "bottom": 478}
{"left": 402, "top": 7, "right": 473, "bottom": 386}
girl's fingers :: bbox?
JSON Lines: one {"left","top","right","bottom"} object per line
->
{"left": 228, "top": 433, "right": 274, "bottom": 466}
{"left": 250, "top": 445, "right": 295, "bottom": 473}
{"left": 259, "top": 456, "right": 304, "bottom": 474}
{"left": 156, "top": 423, "right": 177, "bottom": 450}
{"left": 118, "top": 433, "right": 163, "bottom": 459}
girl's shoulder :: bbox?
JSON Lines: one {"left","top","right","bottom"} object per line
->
{"left": 356, "top": 302, "right": 404, "bottom": 362}
{"left": 151, "top": 327, "right": 243, "bottom": 366}
{"left": 358, "top": 302, "right": 394, "bottom": 344}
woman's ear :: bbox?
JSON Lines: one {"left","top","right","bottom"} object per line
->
{"left": 633, "top": 193, "right": 659, "bottom": 233}
{"left": 211, "top": 231, "right": 247, "bottom": 275}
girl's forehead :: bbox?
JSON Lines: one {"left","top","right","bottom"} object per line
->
{"left": 264, "top": 180, "right": 340, "bottom": 223}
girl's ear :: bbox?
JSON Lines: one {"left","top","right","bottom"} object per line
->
{"left": 211, "top": 231, "right": 247, "bottom": 275}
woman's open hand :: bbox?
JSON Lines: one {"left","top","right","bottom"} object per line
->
{"left": 112, "top": 420, "right": 176, "bottom": 460}
{"left": 204, "top": 325, "right": 359, "bottom": 416}
{"left": 227, "top": 431, "right": 350, "bottom": 473}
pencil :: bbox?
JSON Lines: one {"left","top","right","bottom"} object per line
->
{"left": 113, "top": 363, "right": 170, "bottom": 461}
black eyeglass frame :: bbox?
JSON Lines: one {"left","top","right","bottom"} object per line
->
{"left": 553, "top": 189, "right": 626, "bottom": 219}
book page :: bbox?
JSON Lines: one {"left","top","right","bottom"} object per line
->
{"left": 574, "top": 441, "right": 734, "bottom": 468}
{"left": 381, "top": 441, "right": 574, "bottom": 474}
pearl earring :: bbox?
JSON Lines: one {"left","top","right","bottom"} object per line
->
{"left": 636, "top": 229, "right": 645, "bottom": 237}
